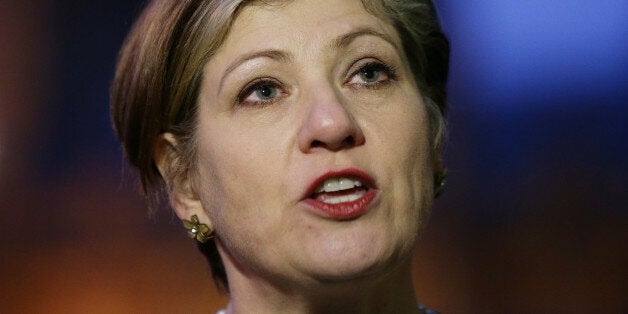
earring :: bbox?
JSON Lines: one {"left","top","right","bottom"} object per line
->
{"left": 434, "top": 169, "right": 447, "bottom": 198}
{"left": 182, "top": 214, "right": 213, "bottom": 243}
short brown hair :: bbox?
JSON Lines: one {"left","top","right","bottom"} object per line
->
{"left": 110, "top": 0, "right": 449, "bottom": 291}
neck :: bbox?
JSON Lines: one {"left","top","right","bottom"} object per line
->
{"left": 220, "top": 247, "right": 420, "bottom": 314}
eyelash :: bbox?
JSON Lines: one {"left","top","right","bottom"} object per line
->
{"left": 346, "top": 60, "right": 398, "bottom": 90}
{"left": 236, "top": 78, "right": 285, "bottom": 107}
{"left": 234, "top": 60, "right": 398, "bottom": 107}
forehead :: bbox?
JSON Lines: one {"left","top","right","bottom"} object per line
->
{"left": 218, "top": 0, "right": 400, "bottom": 54}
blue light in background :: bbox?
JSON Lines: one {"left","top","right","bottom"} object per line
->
{"left": 432, "top": 0, "right": 628, "bottom": 218}
{"left": 438, "top": 0, "right": 627, "bottom": 110}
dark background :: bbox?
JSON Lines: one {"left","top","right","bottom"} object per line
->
{"left": 1, "top": 0, "right": 626, "bottom": 312}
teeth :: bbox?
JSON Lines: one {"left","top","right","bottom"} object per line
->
{"left": 318, "top": 190, "right": 365, "bottom": 204}
{"left": 315, "top": 177, "right": 364, "bottom": 193}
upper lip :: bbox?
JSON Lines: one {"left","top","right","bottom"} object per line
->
{"left": 301, "top": 167, "right": 377, "bottom": 200}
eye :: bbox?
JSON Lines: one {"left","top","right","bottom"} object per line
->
{"left": 359, "top": 66, "right": 382, "bottom": 83}
{"left": 237, "top": 79, "right": 285, "bottom": 107}
{"left": 346, "top": 61, "right": 396, "bottom": 88}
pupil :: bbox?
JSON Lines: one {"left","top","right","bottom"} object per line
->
{"left": 258, "top": 85, "right": 274, "bottom": 98}
{"left": 362, "top": 68, "right": 378, "bottom": 81}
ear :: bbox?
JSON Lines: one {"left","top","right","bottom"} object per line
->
{"left": 153, "top": 132, "right": 212, "bottom": 227}
{"left": 431, "top": 147, "right": 447, "bottom": 198}
{"left": 432, "top": 154, "right": 444, "bottom": 175}
{"left": 431, "top": 140, "right": 444, "bottom": 173}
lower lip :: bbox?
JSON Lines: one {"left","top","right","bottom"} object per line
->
{"left": 302, "top": 189, "right": 377, "bottom": 220}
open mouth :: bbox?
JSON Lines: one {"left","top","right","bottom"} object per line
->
{"left": 310, "top": 177, "right": 368, "bottom": 204}
{"left": 303, "top": 169, "right": 377, "bottom": 219}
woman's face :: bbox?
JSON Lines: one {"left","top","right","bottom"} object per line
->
{"left": 193, "top": 0, "right": 434, "bottom": 286}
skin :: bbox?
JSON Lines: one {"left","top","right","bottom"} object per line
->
{"left": 155, "top": 0, "right": 435, "bottom": 313}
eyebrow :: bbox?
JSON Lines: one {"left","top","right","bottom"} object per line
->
{"left": 218, "top": 27, "right": 400, "bottom": 93}
{"left": 332, "top": 27, "right": 400, "bottom": 52}
{"left": 219, "top": 50, "right": 293, "bottom": 93}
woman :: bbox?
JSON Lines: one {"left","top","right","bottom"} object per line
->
{"left": 110, "top": 0, "right": 449, "bottom": 313}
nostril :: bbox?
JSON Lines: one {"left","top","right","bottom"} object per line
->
{"left": 342, "top": 136, "right": 355, "bottom": 148}
{"left": 311, "top": 140, "right": 324, "bottom": 148}
{"left": 310, "top": 136, "right": 356, "bottom": 151}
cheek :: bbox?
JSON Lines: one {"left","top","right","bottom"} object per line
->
{"left": 193, "top": 130, "right": 298, "bottom": 276}
{"left": 395, "top": 99, "right": 433, "bottom": 198}
{"left": 193, "top": 120, "right": 290, "bottom": 243}
{"left": 373, "top": 94, "right": 433, "bottom": 228}
{"left": 373, "top": 93, "right": 432, "bottom": 172}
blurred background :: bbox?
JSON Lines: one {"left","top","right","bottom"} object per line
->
{"left": 1, "top": 0, "right": 626, "bottom": 312}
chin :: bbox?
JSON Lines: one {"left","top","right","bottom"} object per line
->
{"left": 306, "top": 253, "right": 408, "bottom": 287}
{"left": 296, "top": 227, "right": 414, "bottom": 284}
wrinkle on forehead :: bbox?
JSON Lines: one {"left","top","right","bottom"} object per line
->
{"left": 200, "top": 0, "right": 408, "bottom": 107}
{"left": 228, "top": 0, "right": 401, "bottom": 53}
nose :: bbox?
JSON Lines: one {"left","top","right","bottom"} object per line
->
{"left": 297, "top": 83, "right": 365, "bottom": 153}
